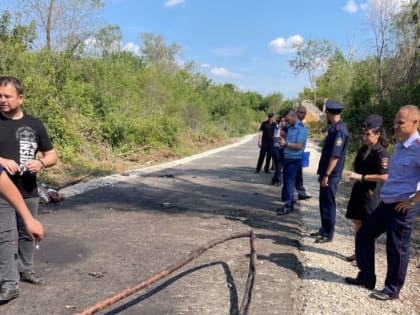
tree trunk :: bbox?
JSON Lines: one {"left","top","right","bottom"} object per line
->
{"left": 46, "top": 0, "right": 54, "bottom": 51}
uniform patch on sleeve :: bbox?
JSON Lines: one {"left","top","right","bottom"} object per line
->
{"left": 335, "top": 137, "right": 343, "bottom": 146}
{"left": 381, "top": 157, "right": 389, "bottom": 169}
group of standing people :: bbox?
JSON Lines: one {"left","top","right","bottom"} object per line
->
{"left": 0, "top": 76, "right": 57, "bottom": 304}
{"left": 344, "top": 105, "right": 419, "bottom": 301}
{"left": 297, "top": 100, "right": 419, "bottom": 301}
{"left": 255, "top": 106, "right": 312, "bottom": 214}
{"left": 256, "top": 100, "right": 419, "bottom": 301}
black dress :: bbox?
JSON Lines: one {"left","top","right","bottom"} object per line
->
{"left": 345, "top": 142, "right": 389, "bottom": 221}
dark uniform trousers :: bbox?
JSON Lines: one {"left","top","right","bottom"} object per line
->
{"left": 356, "top": 202, "right": 419, "bottom": 296}
{"left": 318, "top": 175, "right": 340, "bottom": 239}
{"left": 256, "top": 141, "right": 273, "bottom": 172}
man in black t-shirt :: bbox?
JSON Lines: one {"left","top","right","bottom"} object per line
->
{"left": 255, "top": 112, "right": 276, "bottom": 173}
{"left": 0, "top": 76, "right": 57, "bottom": 304}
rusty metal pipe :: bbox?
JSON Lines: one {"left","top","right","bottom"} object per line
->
{"left": 74, "top": 230, "right": 257, "bottom": 315}
{"left": 239, "top": 230, "right": 257, "bottom": 315}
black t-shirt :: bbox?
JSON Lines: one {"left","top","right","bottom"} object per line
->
{"left": 0, "top": 113, "right": 54, "bottom": 198}
{"left": 259, "top": 120, "right": 276, "bottom": 143}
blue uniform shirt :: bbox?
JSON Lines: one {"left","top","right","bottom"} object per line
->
{"left": 284, "top": 120, "right": 307, "bottom": 159}
{"left": 381, "top": 132, "right": 420, "bottom": 203}
{"left": 317, "top": 119, "right": 348, "bottom": 177}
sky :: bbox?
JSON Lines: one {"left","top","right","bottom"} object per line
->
{"left": 0, "top": 0, "right": 409, "bottom": 99}
{"left": 99, "top": 0, "right": 380, "bottom": 99}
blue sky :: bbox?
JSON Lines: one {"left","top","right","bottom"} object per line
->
{"left": 100, "top": 0, "right": 379, "bottom": 99}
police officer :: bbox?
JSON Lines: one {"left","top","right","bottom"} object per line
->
{"left": 255, "top": 112, "right": 276, "bottom": 173}
{"left": 345, "top": 105, "right": 420, "bottom": 300}
{"left": 311, "top": 100, "right": 348, "bottom": 243}
{"left": 345, "top": 114, "right": 389, "bottom": 261}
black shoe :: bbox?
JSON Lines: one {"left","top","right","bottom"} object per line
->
{"left": 315, "top": 236, "right": 332, "bottom": 244}
{"left": 277, "top": 207, "right": 292, "bottom": 215}
{"left": 345, "top": 254, "right": 356, "bottom": 262}
{"left": 0, "top": 288, "right": 19, "bottom": 304}
{"left": 254, "top": 170, "right": 260, "bottom": 174}
{"left": 344, "top": 277, "right": 375, "bottom": 290}
{"left": 369, "top": 289, "right": 398, "bottom": 301}
{"left": 264, "top": 169, "right": 270, "bottom": 173}
{"left": 298, "top": 194, "right": 312, "bottom": 200}
{"left": 20, "top": 272, "right": 46, "bottom": 285}
{"left": 309, "top": 231, "right": 322, "bottom": 237}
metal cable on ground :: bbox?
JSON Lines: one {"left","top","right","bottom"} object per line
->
{"left": 73, "top": 230, "right": 257, "bottom": 315}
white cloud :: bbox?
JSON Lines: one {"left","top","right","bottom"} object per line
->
{"left": 123, "top": 42, "right": 141, "bottom": 55}
{"left": 344, "top": 0, "right": 359, "bottom": 13}
{"left": 210, "top": 67, "right": 239, "bottom": 78}
{"left": 201, "top": 64, "right": 211, "bottom": 68}
{"left": 268, "top": 35, "right": 303, "bottom": 54}
{"left": 164, "top": 0, "right": 185, "bottom": 7}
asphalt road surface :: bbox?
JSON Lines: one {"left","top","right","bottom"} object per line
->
{"left": 5, "top": 135, "right": 303, "bottom": 315}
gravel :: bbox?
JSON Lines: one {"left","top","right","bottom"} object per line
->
{"left": 297, "top": 140, "right": 420, "bottom": 315}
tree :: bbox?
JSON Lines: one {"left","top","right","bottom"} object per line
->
{"left": 0, "top": 10, "right": 36, "bottom": 73}
{"left": 87, "top": 24, "right": 122, "bottom": 57}
{"left": 140, "top": 33, "right": 182, "bottom": 74}
{"left": 364, "top": 0, "right": 402, "bottom": 102}
{"left": 288, "top": 39, "right": 335, "bottom": 105}
{"left": 263, "top": 93, "right": 285, "bottom": 116}
{"left": 19, "top": 0, "right": 104, "bottom": 52}
{"left": 389, "top": 0, "right": 420, "bottom": 101}
{"left": 316, "top": 49, "right": 353, "bottom": 107}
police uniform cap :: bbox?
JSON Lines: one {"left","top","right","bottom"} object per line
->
{"left": 268, "top": 112, "right": 274, "bottom": 117}
{"left": 325, "top": 100, "right": 344, "bottom": 114}
{"left": 362, "top": 114, "right": 383, "bottom": 129}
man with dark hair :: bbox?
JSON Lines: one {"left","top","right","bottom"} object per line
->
{"left": 0, "top": 76, "right": 57, "bottom": 303}
{"left": 255, "top": 112, "right": 276, "bottom": 173}
{"left": 311, "top": 100, "right": 348, "bottom": 243}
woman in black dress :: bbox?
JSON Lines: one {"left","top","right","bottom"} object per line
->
{"left": 345, "top": 114, "right": 389, "bottom": 261}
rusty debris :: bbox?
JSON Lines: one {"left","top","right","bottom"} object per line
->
{"left": 73, "top": 230, "right": 257, "bottom": 315}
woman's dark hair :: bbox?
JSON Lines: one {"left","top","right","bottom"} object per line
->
{"left": 371, "top": 126, "right": 389, "bottom": 148}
